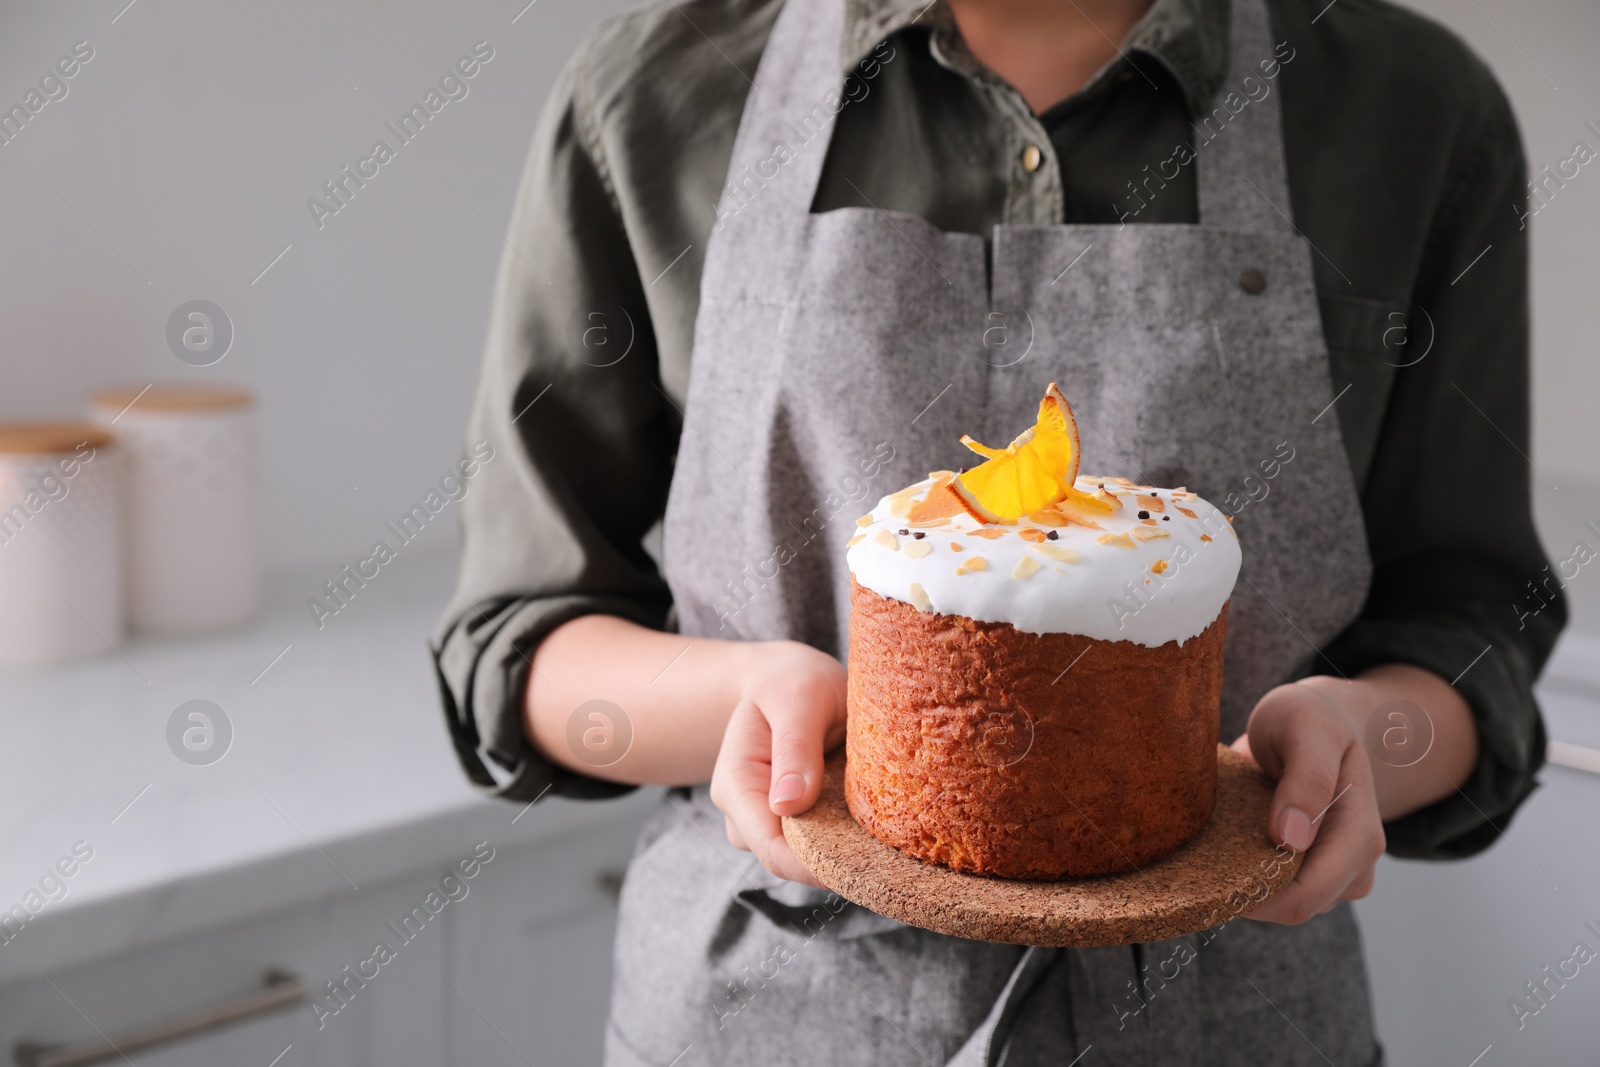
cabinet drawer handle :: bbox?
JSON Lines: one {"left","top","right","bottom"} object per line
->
{"left": 13, "top": 970, "right": 306, "bottom": 1067}
{"left": 1550, "top": 740, "right": 1600, "bottom": 777}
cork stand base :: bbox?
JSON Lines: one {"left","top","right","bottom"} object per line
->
{"left": 782, "top": 744, "right": 1302, "bottom": 948}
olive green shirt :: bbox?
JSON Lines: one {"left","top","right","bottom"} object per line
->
{"left": 433, "top": 0, "right": 1563, "bottom": 860}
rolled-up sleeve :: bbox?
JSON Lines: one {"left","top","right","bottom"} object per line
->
{"left": 432, "top": 35, "right": 676, "bottom": 803}
{"left": 1316, "top": 82, "right": 1564, "bottom": 859}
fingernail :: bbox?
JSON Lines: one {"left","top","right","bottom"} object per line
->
{"left": 1280, "top": 807, "right": 1312, "bottom": 852}
{"left": 771, "top": 773, "right": 806, "bottom": 805}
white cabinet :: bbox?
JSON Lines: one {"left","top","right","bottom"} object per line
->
{"left": 1, "top": 868, "right": 447, "bottom": 1067}
{"left": 447, "top": 818, "right": 641, "bottom": 1066}
{"left": 1356, "top": 678, "right": 1600, "bottom": 1064}
{"left": 0, "top": 554, "right": 658, "bottom": 1066}
{"left": 0, "top": 812, "right": 649, "bottom": 1067}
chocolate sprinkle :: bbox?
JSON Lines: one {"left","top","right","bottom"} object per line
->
{"left": 913, "top": 531, "right": 926, "bottom": 539}
{"left": 1163, "top": 515, "right": 1170, "bottom": 521}
{"left": 898, "top": 529, "right": 909, "bottom": 536}
{"left": 1138, "top": 510, "right": 1150, "bottom": 519}
{"left": 1046, "top": 530, "right": 1059, "bottom": 540}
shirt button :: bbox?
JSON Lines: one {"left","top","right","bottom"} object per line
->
{"left": 1020, "top": 144, "right": 1043, "bottom": 173}
{"left": 1239, "top": 269, "right": 1267, "bottom": 294}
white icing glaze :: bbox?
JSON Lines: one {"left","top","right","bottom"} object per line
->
{"left": 846, "top": 475, "right": 1242, "bottom": 647}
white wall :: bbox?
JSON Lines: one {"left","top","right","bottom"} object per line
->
{"left": 0, "top": 0, "right": 634, "bottom": 572}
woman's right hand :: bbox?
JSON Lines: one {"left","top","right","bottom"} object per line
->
{"left": 709, "top": 641, "right": 848, "bottom": 887}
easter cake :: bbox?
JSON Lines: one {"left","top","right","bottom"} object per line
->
{"left": 843, "top": 385, "right": 1242, "bottom": 879}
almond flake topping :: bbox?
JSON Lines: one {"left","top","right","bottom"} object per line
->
{"left": 1097, "top": 532, "right": 1136, "bottom": 549}
{"left": 902, "top": 540, "right": 933, "bottom": 559}
{"left": 873, "top": 530, "right": 900, "bottom": 551}
{"left": 1012, "top": 557, "right": 1043, "bottom": 580}
{"left": 906, "top": 582, "right": 931, "bottom": 611}
{"left": 955, "top": 556, "right": 987, "bottom": 576}
{"left": 1033, "top": 544, "right": 1083, "bottom": 563}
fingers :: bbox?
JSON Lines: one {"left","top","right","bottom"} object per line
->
{"left": 709, "top": 648, "right": 846, "bottom": 888}
{"left": 1247, "top": 684, "right": 1349, "bottom": 853}
{"left": 1243, "top": 683, "right": 1385, "bottom": 925}
{"left": 766, "top": 672, "right": 843, "bottom": 816}
{"left": 1342, "top": 866, "right": 1376, "bottom": 903}
{"left": 1245, "top": 758, "right": 1384, "bottom": 924}
{"left": 710, "top": 701, "right": 825, "bottom": 888}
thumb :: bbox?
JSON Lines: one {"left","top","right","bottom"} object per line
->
{"left": 766, "top": 678, "right": 841, "bottom": 817}
{"left": 1248, "top": 687, "right": 1347, "bottom": 854}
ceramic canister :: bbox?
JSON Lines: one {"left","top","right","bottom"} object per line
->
{"left": 0, "top": 423, "right": 123, "bottom": 665}
{"left": 89, "top": 385, "right": 260, "bottom": 634}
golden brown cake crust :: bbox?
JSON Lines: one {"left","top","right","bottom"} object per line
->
{"left": 845, "top": 578, "right": 1226, "bottom": 880}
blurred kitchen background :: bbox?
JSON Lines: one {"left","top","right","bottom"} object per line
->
{"left": 0, "top": 0, "right": 1596, "bottom": 1064}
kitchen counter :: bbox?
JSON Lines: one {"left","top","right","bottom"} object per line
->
{"left": 0, "top": 548, "right": 656, "bottom": 987}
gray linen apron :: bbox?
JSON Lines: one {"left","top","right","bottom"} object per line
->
{"left": 609, "top": 0, "right": 1383, "bottom": 1063}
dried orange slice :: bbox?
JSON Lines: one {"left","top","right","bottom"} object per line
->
{"left": 955, "top": 383, "right": 1082, "bottom": 521}
{"left": 949, "top": 477, "right": 1005, "bottom": 524}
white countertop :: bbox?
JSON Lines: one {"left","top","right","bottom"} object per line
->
{"left": 0, "top": 549, "right": 656, "bottom": 987}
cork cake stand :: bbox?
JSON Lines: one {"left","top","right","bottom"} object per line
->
{"left": 782, "top": 744, "right": 1301, "bottom": 948}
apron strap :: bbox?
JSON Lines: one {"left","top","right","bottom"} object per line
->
{"left": 1194, "top": 0, "right": 1299, "bottom": 235}
{"left": 947, "top": 945, "right": 1064, "bottom": 1067}
{"left": 707, "top": 0, "right": 844, "bottom": 238}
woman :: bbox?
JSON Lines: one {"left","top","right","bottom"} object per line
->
{"left": 434, "top": 0, "right": 1561, "bottom": 1062}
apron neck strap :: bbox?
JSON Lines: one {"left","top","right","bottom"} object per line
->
{"left": 1194, "top": 0, "right": 1299, "bottom": 235}
{"left": 712, "top": 0, "right": 848, "bottom": 223}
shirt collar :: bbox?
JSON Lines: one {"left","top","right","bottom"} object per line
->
{"left": 840, "top": 0, "right": 1230, "bottom": 118}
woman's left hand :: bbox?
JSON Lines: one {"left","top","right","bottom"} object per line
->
{"left": 1232, "top": 676, "right": 1387, "bottom": 925}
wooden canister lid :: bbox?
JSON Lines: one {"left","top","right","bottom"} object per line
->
{"left": 89, "top": 384, "right": 254, "bottom": 413}
{"left": 0, "top": 422, "right": 116, "bottom": 455}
